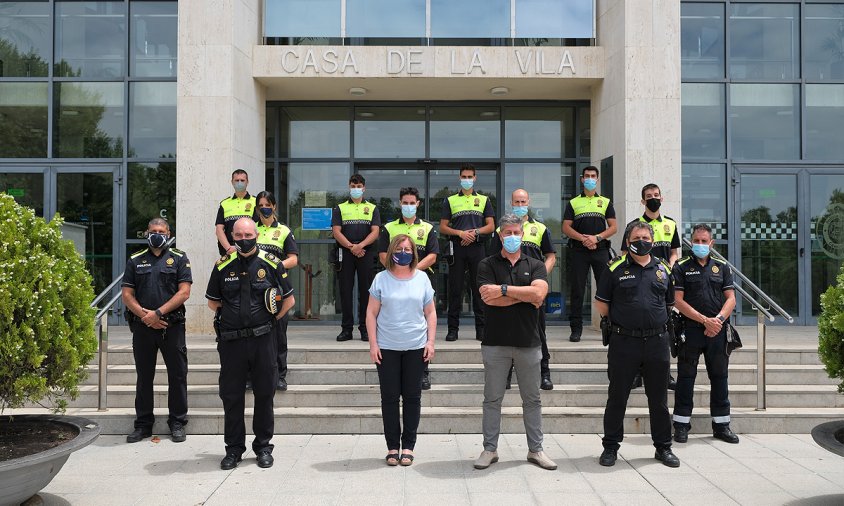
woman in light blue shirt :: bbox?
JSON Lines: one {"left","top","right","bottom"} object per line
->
{"left": 366, "top": 234, "right": 436, "bottom": 467}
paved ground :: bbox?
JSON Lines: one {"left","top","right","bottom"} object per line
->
{"left": 39, "top": 432, "right": 844, "bottom": 505}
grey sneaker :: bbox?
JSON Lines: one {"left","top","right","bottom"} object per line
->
{"left": 473, "top": 450, "right": 499, "bottom": 469}
{"left": 527, "top": 451, "right": 557, "bottom": 470}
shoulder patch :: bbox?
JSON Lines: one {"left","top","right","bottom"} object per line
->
{"left": 608, "top": 255, "right": 625, "bottom": 271}
{"left": 130, "top": 248, "right": 148, "bottom": 259}
{"left": 677, "top": 256, "right": 692, "bottom": 266}
{"left": 258, "top": 249, "right": 279, "bottom": 268}
{"left": 215, "top": 254, "right": 230, "bottom": 266}
{"left": 713, "top": 257, "right": 727, "bottom": 265}
{"left": 170, "top": 247, "right": 184, "bottom": 257}
{"left": 658, "top": 258, "right": 672, "bottom": 275}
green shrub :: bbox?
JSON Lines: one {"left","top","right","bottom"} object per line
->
{"left": 819, "top": 263, "right": 844, "bottom": 394}
{"left": 0, "top": 194, "right": 97, "bottom": 411}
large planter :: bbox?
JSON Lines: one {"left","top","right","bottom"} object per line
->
{"left": 0, "top": 415, "right": 100, "bottom": 506}
{"left": 812, "top": 420, "right": 844, "bottom": 459}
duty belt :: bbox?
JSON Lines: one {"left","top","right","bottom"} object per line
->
{"left": 219, "top": 322, "right": 273, "bottom": 341}
{"left": 609, "top": 324, "right": 667, "bottom": 338}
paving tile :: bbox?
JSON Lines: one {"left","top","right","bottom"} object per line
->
{"left": 598, "top": 491, "right": 672, "bottom": 505}
{"left": 469, "top": 492, "right": 536, "bottom": 506}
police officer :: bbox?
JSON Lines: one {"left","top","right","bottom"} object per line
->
{"left": 256, "top": 190, "right": 298, "bottom": 391}
{"left": 672, "top": 224, "right": 739, "bottom": 445}
{"left": 122, "top": 218, "right": 191, "bottom": 444}
{"left": 594, "top": 221, "right": 680, "bottom": 468}
{"left": 206, "top": 218, "right": 295, "bottom": 470}
{"left": 562, "top": 166, "right": 617, "bottom": 342}
{"left": 439, "top": 164, "right": 495, "bottom": 342}
{"left": 215, "top": 169, "right": 259, "bottom": 256}
{"left": 378, "top": 187, "right": 439, "bottom": 390}
{"left": 333, "top": 174, "right": 381, "bottom": 342}
{"left": 492, "top": 189, "right": 556, "bottom": 390}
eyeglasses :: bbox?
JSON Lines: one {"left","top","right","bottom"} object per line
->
{"left": 394, "top": 248, "right": 414, "bottom": 254}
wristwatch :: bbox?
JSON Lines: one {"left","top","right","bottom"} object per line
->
{"left": 595, "top": 234, "right": 603, "bottom": 241}
{"left": 155, "top": 309, "right": 163, "bottom": 318}
{"left": 501, "top": 284, "right": 508, "bottom": 297}
{"left": 716, "top": 314, "right": 725, "bottom": 323}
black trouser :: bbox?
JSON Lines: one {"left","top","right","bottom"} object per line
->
{"left": 339, "top": 247, "right": 376, "bottom": 332}
{"left": 276, "top": 313, "right": 289, "bottom": 379}
{"left": 218, "top": 328, "right": 277, "bottom": 456}
{"left": 673, "top": 326, "right": 731, "bottom": 430}
{"left": 131, "top": 321, "right": 188, "bottom": 430}
{"left": 569, "top": 247, "right": 612, "bottom": 330}
{"left": 376, "top": 348, "right": 426, "bottom": 451}
{"left": 508, "top": 306, "right": 550, "bottom": 380}
{"left": 447, "top": 241, "right": 485, "bottom": 332}
{"left": 603, "top": 331, "right": 672, "bottom": 451}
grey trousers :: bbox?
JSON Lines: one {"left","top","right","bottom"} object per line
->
{"left": 481, "top": 344, "right": 544, "bottom": 453}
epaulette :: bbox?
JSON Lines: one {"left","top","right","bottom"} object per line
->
{"left": 258, "top": 249, "right": 279, "bottom": 268}
{"left": 170, "top": 247, "right": 184, "bottom": 257}
{"left": 713, "top": 257, "right": 727, "bottom": 264}
{"left": 607, "top": 255, "right": 626, "bottom": 271}
{"left": 131, "top": 248, "right": 148, "bottom": 259}
{"left": 677, "top": 256, "right": 692, "bottom": 266}
{"left": 215, "top": 253, "right": 236, "bottom": 270}
{"left": 658, "top": 258, "right": 672, "bottom": 274}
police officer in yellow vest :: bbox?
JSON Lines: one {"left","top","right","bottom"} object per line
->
{"left": 439, "top": 165, "right": 495, "bottom": 342}
{"left": 256, "top": 191, "right": 298, "bottom": 391}
{"left": 215, "top": 169, "right": 259, "bottom": 256}
{"left": 562, "top": 166, "right": 618, "bottom": 342}
{"left": 332, "top": 174, "right": 381, "bottom": 342}
{"left": 492, "top": 189, "right": 557, "bottom": 390}
{"left": 379, "top": 187, "right": 439, "bottom": 390}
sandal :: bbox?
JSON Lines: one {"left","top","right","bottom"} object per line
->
{"left": 386, "top": 453, "right": 400, "bottom": 466}
{"left": 399, "top": 453, "right": 414, "bottom": 466}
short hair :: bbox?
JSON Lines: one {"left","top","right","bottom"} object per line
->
{"left": 147, "top": 217, "right": 170, "bottom": 231}
{"left": 582, "top": 166, "right": 599, "bottom": 177}
{"left": 641, "top": 183, "right": 660, "bottom": 199}
{"left": 386, "top": 234, "right": 419, "bottom": 271}
{"left": 399, "top": 187, "right": 420, "bottom": 200}
{"left": 459, "top": 164, "right": 476, "bottom": 176}
{"left": 626, "top": 221, "right": 654, "bottom": 241}
{"left": 692, "top": 223, "right": 713, "bottom": 238}
{"left": 349, "top": 174, "right": 365, "bottom": 185}
{"left": 256, "top": 191, "right": 277, "bottom": 219}
{"left": 498, "top": 213, "right": 522, "bottom": 231}
{"left": 231, "top": 169, "right": 248, "bottom": 179}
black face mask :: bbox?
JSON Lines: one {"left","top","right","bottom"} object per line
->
{"left": 147, "top": 232, "right": 168, "bottom": 249}
{"left": 645, "top": 198, "right": 661, "bottom": 212}
{"left": 628, "top": 240, "right": 653, "bottom": 256}
{"left": 234, "top": 238, "right": 257, "bottom": 254}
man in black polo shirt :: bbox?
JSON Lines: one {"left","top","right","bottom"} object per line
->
{"left": 473, "top": 214, "right": 556, "bottom": 471}
{"left": 594, "top": 221, "right": 680, "bottom": 468}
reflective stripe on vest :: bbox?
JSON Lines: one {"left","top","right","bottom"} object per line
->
{"left": 496, "top": 220, "right": 546, "bottom": 252}
{"left": 384, "top": 219, "right": 433, "bottom": 253}
{"left": 338, "top": 201, "right": 375, "bottom": 225}
{"left": 257, "top": 223, "right": 291, "bottom": 258}
{"left": 640, "top": 216, "right": 677, "bottom": 249}
{"left": 220, "top": 196, "right": 256, "bottom": 222}
{"left": 447, "top": 193, "right": 488, "bottom": 221}
{"left": 570, "top": 194, "right": 610, "bottom": 220}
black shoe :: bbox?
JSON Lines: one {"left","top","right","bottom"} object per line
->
{"left": 245, "top": 380, "right": 253, "bottom": 391}
{"left": 126, "top": 427, "right": 152, "bottom": 443}
{"left": 569, "top": 329, "right": 582, "bottom": 342}
{"left": 475, "top": 328, "right": 484, "bottom": 341}
{"left": 655, "top": 448, "right": 680, "bottom": 468}
{"left": 599, "top": 448, "right": 617, "bottom": 467}
{"left": 631, "top": 373, "right": 643, "bottom": 389}
{"left": 445, "top": 330, "right": 458, "bottom": 342}
{"left": 256, "top": 450, "right": 274, "bottom": 468}
{"left": 421, "top": 372, "right": 431, "bottom": 390}
{"left": 277, "top": 378, "right": 288, "bottom": 391}
{"left": 668, "top": 374, "right": 677, "bottom": 391}
{"left": 336, "top": 330, "right": 353, "bottom": 342}
{"left": 540, "top": 375, "right": 554, "bottom": 391}
{"left": 360, "top": 329, "right": 369, "bottom": 342}
{"left": 673, "top": 425, "right": 689, "bottom": 443}
{"left": 220, "top": 452, "right": 242, "bottom": 470}
{"left": 505, "top": 379, "right": 512, "bottom": 390}
{"left": 170, "top": 422, "right": 186, "bottom": 443}
{"left": 713, "top": 426, "right": 740, "bottom": 444}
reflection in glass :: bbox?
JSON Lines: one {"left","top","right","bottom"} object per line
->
{"left": 0, "top": 1, "right": 50, "bottom": 77}
{"left": 129, "top": 82, "right": 176, "bottom": 158}
{"left": 354, "top": 108, "right": 425, "bottom": 159}
{"left": 54, "top": 82, "right": 124, "bottom": 158}
{"left": 681, "top": 163, "right": 727, "bottom": 240}
{"left": 681, "top": 83, "right": 725, "bottom": 159}
{"left": 264, "top": 0, "right": 341, "bottom": 37}
{"left": 430, "top": 107, "right": 500, "bottom": 159}
{"left": 729, "top": 84, "right": 799, "bottom": 160}
{"left": 681, "top": 3, "right": 725, "bottom": 79}
{"left": 804, "top": 5, "right": 844, "bottom": 81}
{"left": 806, "top": 85, "right": 844, "bottom": 161}
{"left": 810, "top": 175, "right": 844, "bottom": 316}
{"left": 431, "top": 0, "right": 509, "bottom": 38}
{"left": 127, "top": 162, "right": 176, "bottom": 238}
{"left": 280, "top": 107, "right": 349, "bottom": 158}
{"left": 504, "top": 107, "right": 574, "bottom": 159}
{"left": 0, "top": 172, "right": 44, "bottom": 216}
{"left": 130, "top": 1, "right": 177, "bottom": 77}
{"left": 429, "top": 168, "right": 497, "bottom": 229}
{"left": 515, "top": 0, "right": 593, "bottom": 39}
{"left": 55, "top": 1, "right": 126, "bottom": 78}
{"left": 286, "top": 242, "right": 339, "bottom": 320}
{"left": 729, "top": 3, "right": 799, "bottom": 80}
{"left": 346, "top": 0, "right": 424, "bottom": 38}
{"left": 357, "top": 169, "right": 425, "bottom": 222}
{"left": 287, "top": 162, "right": 349, "bottom": 239}
{"left": 0, "top": 82, "right": 48, "bottom": 157}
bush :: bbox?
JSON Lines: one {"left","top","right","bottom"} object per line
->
{"left": 819, "top": 263, "right": 844, "bottom": 394}
{"left": 0, "top": 194, "right": 97, "bottom": 411}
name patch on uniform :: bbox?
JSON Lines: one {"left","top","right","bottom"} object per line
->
{"left": 166, "top": 258, "right": 174, "bottom": 266}
{"left": 224, "top": 277, "right": 239, "bottom": 282}
{"left": 618, "top": 275, "right": 636, "bottom": 280}
{"left": 257, "top": 268, "right": 266, "bottom": 279}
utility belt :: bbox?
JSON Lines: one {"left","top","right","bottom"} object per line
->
{"left": 608, "top": 323, "right": 667, "bottom": 338}
{"left": 217, "top": 322, "right": 273, "bottom": 342}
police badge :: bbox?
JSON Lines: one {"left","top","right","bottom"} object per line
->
{"left": 712, "top": 265, "right": 720, "bottom": 274}
{"left": 363, "top": 207, "right": 370, "bottom": 215}
{"left": 417, "top": 229, "right": 424, "bottom": 239}
{"left": 530, "top": 226, "right": 538, "bottom": 236}
{"left": 474, "top": 198, "right": 480, "bottom": 207}
{"left": 257, "top": 268, "right": 266, "bottom": 279}
{"left": 664, "top": 224, "right": 670, "bottom": 234}
{"left": 166, "top": 258, "right": 174, "bottom": 266}
{"left": 245, "top": 203, "right": 252, "bottom": 211}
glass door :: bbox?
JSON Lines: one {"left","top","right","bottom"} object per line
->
{"left": 0, "top": 169, "right": 47, "bottom": 217}
{"left": 808, "top": 172, "right": 844, "bottom": 320}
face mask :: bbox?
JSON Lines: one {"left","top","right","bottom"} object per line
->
{"left": 512, "top": 206, "right": 528, "bottom": 218}
{"left": 233, "top": 181, "right": 247, "bottom": 192}
{"left": 234, "top": 237, "right": 256, "bottom": 254}
{"left": 502, "top": 235, "right": 522, "bottom": 254}
{"left": 583, "top": 178, "right": 598, "bottom": 191}
{"left": 350, "top": 188, "right": 364, "bottom": 199}
{"left": 692, "top": 244, "right": 710, "bottom": 259}
{"left": 392, "top": 250, "right": 413, "bottom": 266}
{"left": 460, "top": 179, "right": 474, "bottom": 191}
{"left": 645, "top": 198, "right": 661, "bottom": 212}
{"left": 628, "top": 240, "right": 653, "bottom": 256}
{"left": 259, "top": 207, "right": 274, "bottom": 218}
{"left": 401, "top": 204, "right": 417, "bottom": 219}
{"left": 147, "top": 232, "right": 168, "bottom": 249}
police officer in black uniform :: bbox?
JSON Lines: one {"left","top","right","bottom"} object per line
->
{"left": 594, "top": 221, "right": 680, "bottom": 468}
{"left": 672, "top": 224, "right": 739, "bottom": 444}
{"left": 122, "top": 218, "right": 192, "bottom": 443}
{"left": 206, "top": 218, "right": 295, "bottom": 470}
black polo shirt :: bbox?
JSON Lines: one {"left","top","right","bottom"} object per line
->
{"left": 477, "top": 253, "right": 548, "bottom": 348}
{"left": 122, "top": 247, "right": 192, "bottom": 311}
{"left": 673, "top": 256, "right": 734, "bottom": 326}
{"left": 595, "top": 254, "right": 674, "bottom": 330}
{"left": 620, "top": 214, "right": 681, "bottom": 261}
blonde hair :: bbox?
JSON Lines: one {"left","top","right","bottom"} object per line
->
{"left": 386, "top": 234, "right": 419, "bottom": 271}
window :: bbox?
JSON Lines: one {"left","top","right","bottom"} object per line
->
{"left": 130, "top": 1, "right": 177, "bottom": 77}
{"left": 264, "top": 0, "right": 341, "bottom": 38}
{"left": 504, "top": 107, "right": 574, "bottom": 159}
{"left": 681, "top": 3, "right": 725, "bottom": 79}
{"left": 280, "top": 107, "right": 350, "bottom": 158}
{"left": 55, "top": 1, "right": 126, "bottom": 78}
{"left": 729, "top": 83, "right": 799, "bottom": 160}
{"left": 54, "top": 82, "right": 124, "bottom": 158}
{"left": 0, "top": 1, "right": 50, "bottom": 77}
{"left": 0, "top": 82, "right": 48, "bottom": 157}
{"left": 127, "top": 162, "right": 176, "bottom": 237}
{"left": 353, "top": 107, "right": 425, "bottom": 159}
{"left": 729, "top": 3, "right": 799, "bottom": 80}
{"left": 681, "top": 163, "right": 727, "bottom": 240}
{"left": 129, "top": 82, "right": 176, "bottom": 159}
{"left": 805, "top": 84, "right": 844, "bottom": 161}
{"left": 515, "top": 0, "right": 593, "bottom": 39}
{"left": 346, "top": 0, "right": 425, "bottom": 38}
{"left": 681, "top": 83, "right": 726, "bottom": 159}
{"left": 804, "top": 4, "right": 844, "bottom": 81}
{"left": 430, "top": 107, "right": 500, "bottom": 158}
{"left": 431, "top": 0, "right": 509, "bottom": 39}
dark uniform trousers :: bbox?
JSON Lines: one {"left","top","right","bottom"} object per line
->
{"left": 276, "top": 313, "right": 289, "bottom": 379}
{"left": 447, "top": 242, "right": 486, "bottom": 332}
{"left": 674, "top": 326, "right": 730, "bottom": 429}
{"left": 603, "top": 332, "right": 672, "bottom": 451}
{"left": 339, "top": 247, "right": 376, "bottom": 332}
{"left": 218, "top": 327, "right": 278, "bottom": 455}
{"left": 569, "top": 247, "right": 611, "bottom": 330}
{"left": 131, "top": 322, "right": 188, "bottom": 430}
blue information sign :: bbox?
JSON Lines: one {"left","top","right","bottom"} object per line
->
{"left": 302, "top": 208, "right": 333, "bottom": 230}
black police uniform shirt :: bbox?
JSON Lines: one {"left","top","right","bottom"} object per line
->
{"left": 620, "top": 214, "right": 681, "bottom": 261}
{"left": 491, "top": 218, "right": 555, "bottom": 262}
{"left": 215, "top": 192, "right": 260, "bottom": 246}
{"left": 331, "top": 199, "right": 381, "bottom": 249}
{"left": 673, "top": 256, "right": 734, "bottom": 328}
{"left": 122, "top": 247, "right": 192, "bottom": 311}
{"left": 441, "top": 191, "right": 495, "bottom": 239}
{"left": 205, "top": 250, "right": 293, "bottom": 331}
{"left": 477, "top": 252, "right": 548, "bottom": 347}
{"left": 378, "top": 218, "right": 440, "bottom": 258}
{"left": 595, "top": 254, "right": 675, "bottom": 331}
{"left": 563, "top": 193, "right": 616, "bottom": 249}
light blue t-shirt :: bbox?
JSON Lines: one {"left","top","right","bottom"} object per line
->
{"left": 368, "top": 269, "right": 434, "bottom": 351}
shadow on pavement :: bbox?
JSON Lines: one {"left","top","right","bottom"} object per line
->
{"left": 785, "top": 495, "right": 844, "bottom": 506}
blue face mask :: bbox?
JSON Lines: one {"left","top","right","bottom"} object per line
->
{"left": 401, "top": 204, "right": 417, "bottom": 219}
{"left": 692, "top": 244, "right": 710, "bottom": 259}
{"left": 502, "top": 235, "right": 522, "bottom": 254}
{"left": 392, "top": 250, "right": 413, "bottom": 266}
{"left": 460, "top": 179, "right": 474, "bottom": 191}
{"left": 512, "top": 205, "right": 528, "bottom": 218}
{"left": 350, "top": 188, "right": 364, "bottom": 199}
{"left": 233, "top": 181, "right": 247, "bottom": 192}
{"left": 259, "top": 207, "right": 274, "bottom": 218}
{"left": 583, "top": 178, "right": 598, "bottom": 191}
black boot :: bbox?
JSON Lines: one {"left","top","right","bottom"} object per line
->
{"left": 713, "top": 425, "right": 740, "bottom": 444}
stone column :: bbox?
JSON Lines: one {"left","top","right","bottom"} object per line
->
{"left": 177, "top": 0, "right": 266, "bottom": 334}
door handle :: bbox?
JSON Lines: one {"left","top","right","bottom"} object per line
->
{"left": 800, "top": 247, "right": 805, "bottom": 258}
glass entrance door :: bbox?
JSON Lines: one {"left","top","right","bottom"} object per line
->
{"left": 808, "top": 173, "right": 844, "bottom": 319}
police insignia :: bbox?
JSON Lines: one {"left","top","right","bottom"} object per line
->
{"left": 712, "top": 265, "right": 720, "bottom": 274}
{"left": 417, "top": 229, "right": 424, "bottom": 238}
{"left": 245, "top": 203, "right": 252, "bottom": 211}
{"left": 229, "top": 272, "right": 236, "bottom": 277}
{"left": 664, "top": 224, "right": 670, "bottom": 234}
{"left": 474, "top": 198, "right": 480, "bottom": 207}
{"left": 363, "top": 207, "right": 370, "bottom": 215}
{"left": 530, "top": 226, "right": 537, "bottom": 235}
{"left": 166, "top": 258, "right": 174, "bottom": 266}
{"left": 257, "top": 268, "right": 266, "bottom": 279}
{"left": 624, "top": 270, "right": 629, "bottom": 275}
{"left": 597, "top": 200, "right": 603, "bottom": 208}
{"left": 273, "top": 230, "right": 281, "bottom": 239}
{"left": 216, "top": 254, "right": 229, "bottom": 266}
{"left": 656, "top": 269, "right": 664, "bottom": 281}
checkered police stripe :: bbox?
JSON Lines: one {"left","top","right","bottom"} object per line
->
{"left": 740, "top": 222, "right": 797, "bottom": 240}
{"left": 682, "top": 222, "right": 727, "bottom": 240}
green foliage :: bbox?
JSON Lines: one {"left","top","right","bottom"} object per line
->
{"left": 818, "top": 262, "right": 844, "bottom": 394}
{"left": 0, "top": 194, "right": 97, "bottom": 412}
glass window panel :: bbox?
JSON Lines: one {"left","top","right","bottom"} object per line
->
{"left": 127, "top": 162, "right": 176, "bottom": 238}
{"left": 504, "top": 163, "right": 568, "bottom": 230}
{"left": 504, "top": 106, "right": 574, "bottom": 159}
{"left": 806, "top": 84, "right": 844, "bottom": 161}
{"left": 729, "top": 83, "right": 799, "bottom": 161}
{"left": 0, "top": 172, "right": 44, "bottom": 216}
{"left": 578, "top": 107, "right": 590, "bottom": 158}
{"left": 729, "top": 3, "right": 799, "bottom": 80}
{"left": 0, "top": 82, "right": 48, "bottom": 157}
{"left": 0, "top": 1, "right": 50, "bottom": 77}
{"left": 515, "top": 0, "right": 594, "bottom": 39}
{"left": 681, "top": 2, "right": 725, "bottom": 79}
{"left": 54, "top": 82, "right": 125, "bottom": 158}
{"left": 430, "top": 107, "right": 500, "bottom": 158}
{"left": 346, "top": 0, "right": 425, "bottom": 38}
{"left": 429, "top": 167, "right": 498, "bottom": 225}
{"left": 431, "top": 0, "right": 509, "bottom": 38}
{"left": 356, "top": 169, "right": 426, "bottom": 222}
{"left": 130, "top": 1, "right": 177, "bottom": 77}
{"left": 129, "top": 82, "right": 176, "bottom": 159}
{"left": 354, "top": 107, "right": 425, "bottom": 159}
{"left": 681, "top": 163, "right": 727, "bottom": 241}
{"left": 264, "top": 0, "right": 341, "bottom": 38}
{"left": 285, "top": 242, "right": 339, "bottom": 319}
{"left": 287, "top": 162, "right": 349, "bottom": 239}
{"left": 266, "top": 107, "right": 277, "bottom": 159}
{"left": 809, "top": 174, "right": 844, "bottom": 316}
{"left": 280, "top": 107, "right": 350, "bottom": 158}
{"left": 55, "top": 1, "right": 126, "bottom": 78}
{"left": 681, "top": 83, "right": 726, "bottom": 159}
{"left": 805, "top": 4, "right": 844, "bottom": 80}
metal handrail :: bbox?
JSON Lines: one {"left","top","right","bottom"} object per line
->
{"left": 90, "top": 273, "right": 124, "bottom": 308}
{"left": 91, "top": 273, "right": 125, "bottom": 412}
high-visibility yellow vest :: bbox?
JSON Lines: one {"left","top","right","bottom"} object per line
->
{"left": 447, "top": 192, "right": 488, "bottom": 222}
{"left": 384, "top": 218, "right": 433, "bottom": 254}
{"left": 337, "top": 200, "right": 376, "bottom": 224}
{"left": 257, "top": 222, "right": 292, "bottom": 258}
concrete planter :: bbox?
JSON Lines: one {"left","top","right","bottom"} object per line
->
{"left": 0, "top": 415, "right": 100, "bottom": 506}
{"left": 811, "top": 420, "right": 844, "bottom": 458}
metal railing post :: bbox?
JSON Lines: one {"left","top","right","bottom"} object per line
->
{"left": 756, "top": 309, "right": 767, "bottom": 411}
{"left": 97, "top": 312, "right": 109, "bottom": 411}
